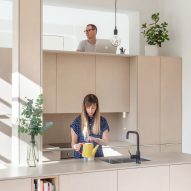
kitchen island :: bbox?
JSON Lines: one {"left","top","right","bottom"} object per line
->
{"left": 0, "top": 152, "right": 191, "bottom": 191}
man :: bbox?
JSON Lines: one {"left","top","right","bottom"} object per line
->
{"left": 77, "top": 24, "right": 97, "bottom": 52}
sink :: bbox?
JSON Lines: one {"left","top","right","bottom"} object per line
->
{"left": 100, "top": 157, "right": 150, "bottom": 164}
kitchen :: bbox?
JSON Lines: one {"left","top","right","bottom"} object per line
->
{"left": 0, "top": 0, "right": 191, "bottom": 190}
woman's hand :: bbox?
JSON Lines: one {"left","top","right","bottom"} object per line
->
{"left": 88, "top": 136, "right": 99, "bottom": 143}
{"left": 88, "top": 130, "right": 109, "bottom": 146}
{"left": 73, "top": 143, "right": 82, "bottom": 152}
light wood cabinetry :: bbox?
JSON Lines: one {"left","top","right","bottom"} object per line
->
{"left": 57, "top": 54, "right": 95, "bottom": 113}
{"left": 43, "top": 52, "right": 130, "bottom": 113}
{"left": 170, "top": 164, "right": 191, "bottom": 191}
{"left": 96, "top": 56, "right": 130, "bottom": 112}
{"left": 161, "top": 144, "right": 182, "bottom": 152}
{"left": 59, "top": 170, "right": 117, "bottom": 191}
{"left": 43, "top": 52, "right": 57, "bottom": 113}
{"left": 137, "top": 56, "right": 161, "bottom": 145}
{"left": 129, "top": 56, "right": 182, "bottom": 151}
{"left": 0, "top": 178, "right": 31, "bottom": 191}
{"left": 161, "top": 57, "right": 182, "bottom": 144}
{"left": 118, "top": 166, "right": 169, "bottom": 191}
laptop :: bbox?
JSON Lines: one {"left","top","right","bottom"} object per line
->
{"left": 95, "top": 39, "right": 117, "bottom": 54}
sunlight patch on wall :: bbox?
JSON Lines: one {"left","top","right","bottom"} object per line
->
{"left": 0, "top": 78, "right": 11, "bottom": 105}
{"left": 19, "top": 73, "right": 42, "bottom": 101}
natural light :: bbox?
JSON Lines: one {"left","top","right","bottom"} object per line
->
{"left": 0, "top": 0, "right": 140, "bottom": 54}
{"left": 43, "top": 5, "right": 129, "bottom": 53}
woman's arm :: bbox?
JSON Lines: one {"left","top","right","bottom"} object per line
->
{"left": 89, "top": 130, "right": 109, "bottom": 146}
{"left": 71, "top": 129, "right": 82, "bottom": 151}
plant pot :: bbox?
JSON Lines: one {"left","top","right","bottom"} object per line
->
{"left": 145, "top": 45, "right": 159, "bottom": 56}
{"left": 27, "top": 140, "right": 39, "bottom": 167}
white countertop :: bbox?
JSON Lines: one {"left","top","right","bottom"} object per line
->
{"left": 1, "top": 152, "right": 191, "bottom": 181}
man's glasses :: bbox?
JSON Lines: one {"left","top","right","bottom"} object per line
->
{"left": 84, "top": 29, "right": 95, "bottom": 33}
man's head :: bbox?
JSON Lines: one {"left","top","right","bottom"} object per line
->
{"left": 84, "top": 24, "right": 97, "bottom": 40}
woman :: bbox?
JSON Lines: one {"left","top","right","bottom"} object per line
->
{"left": 70, "top": 94, "right": 109, "bottom": 159}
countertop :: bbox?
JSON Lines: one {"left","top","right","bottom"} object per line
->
{"left": 1, "top": 152, "right": 191, "bottom": 181}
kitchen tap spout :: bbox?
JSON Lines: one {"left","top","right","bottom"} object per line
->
{"left": 126, "top": 131, "right": 141, "bottom": 164}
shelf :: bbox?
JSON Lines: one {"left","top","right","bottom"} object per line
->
{"left": 33, "top": 176, "right": 58, "bottom": 191}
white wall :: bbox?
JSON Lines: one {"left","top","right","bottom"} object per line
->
{"left": 158, "top": 0, "right": 191, "bottom": 153}
{"left": 0, "top": 48, "right": 12, "bottom": 164}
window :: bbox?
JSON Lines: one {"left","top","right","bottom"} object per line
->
{"left": 43, "top": 5, "right": 130, "bottom": 53}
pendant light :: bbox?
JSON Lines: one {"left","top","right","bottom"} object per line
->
{"left": 111, "top": 0, "right": 121, "bottom": 47}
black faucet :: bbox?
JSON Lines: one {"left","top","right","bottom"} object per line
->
{"left": 126, "top": 131, "right": 141, "bottom": 164}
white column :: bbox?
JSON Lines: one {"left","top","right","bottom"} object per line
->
{"left": 12, "top": 0, "right": 42, "bottom": 166}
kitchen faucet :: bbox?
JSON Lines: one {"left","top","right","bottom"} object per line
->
{"left": 126, "top": 131, "right": 141, "bottom": 164}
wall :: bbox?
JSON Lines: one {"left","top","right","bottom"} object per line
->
{"left": 43, "top": 113, "right": 125, "bottom": 145}
{"left": 158, "top": 0, "right": 191, "bottom": 153}
{"left": 0, "top": 48, "right": 12, "bottom": 164}
{"left": 43, "top": 0, "right": 161, "bottom": 55}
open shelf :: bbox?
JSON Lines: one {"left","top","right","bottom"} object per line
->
{"left": 33, "top": 176, "right": 58, "bottom": 191}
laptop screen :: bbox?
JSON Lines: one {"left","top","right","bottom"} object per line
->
{"left": 95, "top": 39, "right": 117, "bottom": 54}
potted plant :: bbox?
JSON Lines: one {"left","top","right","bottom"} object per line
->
{"left": 141, "top": 12, "right": 170, "bottom": 56}
{"left": 18, "top": 94, "right": 53, "bottom": 167}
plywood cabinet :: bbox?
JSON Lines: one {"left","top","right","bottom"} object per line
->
{"left": 96, "top": 56, "right": 130, "bottom": 112}
{"left": 161, "top": 57, "right": 182, "bottom": 144}
{"left": 137, "top": 56, "right": 161, "bottom": 145}
{"left": 57, "top": 54, "right": 95, "bottom": 113}
{"left": 0, "top": 178, "right": 31, "bottom": 191}
{"left": 170, "top": 164, "right": 191, "bottom": 191}
{"left": 43, "top": 52, "right": 57, "bottom": 113}
{"left": 43, "top": 52, "right": 130, "bottom": 113}
{"left": 59, "top": 170, "right": 117, "bottom": 191}
{"left": 118, "top": 166, "right": 169, "bottom": 191}
{"left": 129, "top": 56, "right": 182, "bottom": 151}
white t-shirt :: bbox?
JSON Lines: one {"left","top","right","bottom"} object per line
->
{"left": 77, "top": 40, "right": 96, "bottom": 52}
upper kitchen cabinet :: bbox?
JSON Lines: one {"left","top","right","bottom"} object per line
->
{"left": 138, "top": 56, "right": 161, "bottom": 145}
{"left": 129, "top": 56, "right": 161, "bottom": 145}
{"left": 129, "top": 56, "right": 182, "bottom": 149}
{"left": 43, "top": 51, "right": 130, "bottom": 113}
{"left": 57, "top": 53, "right": 95, "bottom": 113}
{"left": 96, "top": 56, "right": 130, "bottom": 112}
{"left": 43, "top": 52, "right": 57, "bottom": 113}
{"left": 160, "top": 57, "right": 182, "bottom": 144}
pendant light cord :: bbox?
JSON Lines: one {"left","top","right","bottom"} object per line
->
{"left": 115, "top": 0, "right": 117, "bottom": 28}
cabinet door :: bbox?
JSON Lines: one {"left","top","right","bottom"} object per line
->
{"left": 0, "top": 178, "right": 31, "bottom": 191}
{"left": 170, "top": 164, "right": 191, "bottom": 191}
{"left": 118, "top": 166, "right": 169, "bottom": 191}
{"left": 43, "top": 52, "right": 57, "bottom": 113}
{"left": 59, "top": 170, "right": 117, "bottom": 191}
{"left": 137, "top": 56, "right": 161, "bottom": 145}
{"left": 161, "top": 57, "right": 182, "bottom": 144}
{"left": 161, "top": 143, "right": 182, "bottom": 152}
{"left": 96, "top": 56, "right": 130, "bottom": 112}
{"left": 57, "top": 54, "right": 95, "bottom": 113}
